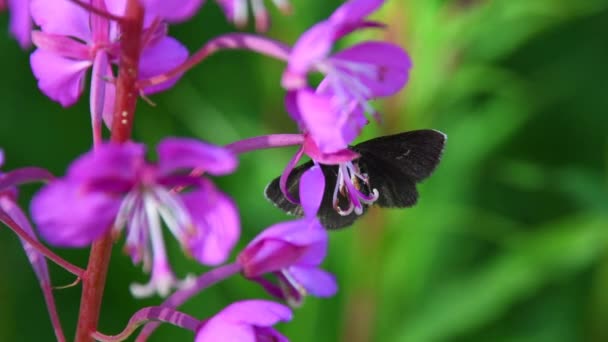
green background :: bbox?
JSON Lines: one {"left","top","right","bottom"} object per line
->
{"left": 1, "top": 0, "right": 608, "bottom": 341}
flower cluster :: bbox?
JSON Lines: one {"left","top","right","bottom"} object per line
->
{"left": 1, "top": 0, "right": 414, "bottom": 340}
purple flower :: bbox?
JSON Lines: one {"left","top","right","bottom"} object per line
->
{"left": 140, "top": 0, "right": 204, "bottom": 22}
{"left": 216, "top": 0, "right": 292, "bottom": 32}
{"left": 282, "top": 0, "right": 411, "bottom": 154}
{"left": 29, "top": 0, "right": 188, "bottom": 126}
{"left": 195, "top": 300, "right": 292, "bottom": 342}
{"left": 239, "top": 165, "right": 337, "bottom": 305}
{"left": 31, "top": 138, "right": 240, "bottom": 298}
{"left": 2, "top": 0, "right": 32, "bottom": 48}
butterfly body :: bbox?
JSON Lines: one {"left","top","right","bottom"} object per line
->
{"left": 265, "top": 130, "right": 446, "bottom": 229}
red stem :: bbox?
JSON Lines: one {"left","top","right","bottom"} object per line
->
{"left": 74, "top": 1, "right": 145, "bottom": 341}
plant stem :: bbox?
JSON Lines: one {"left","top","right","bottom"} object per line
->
{"left": 137, "top": 33, "right": 290, "bottom": 89}
{"left": 74, "top": 1, "right": 145, "bottom": 341}
{"left": 0, "top": 211, "right": 84, "bottom": 277}
{"left": 225, "top": 134, "right": 304, "bottom": 154}
{"left": 136, "top": 262, "right": 242, "bottom": 341}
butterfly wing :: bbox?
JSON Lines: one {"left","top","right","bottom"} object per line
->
{"left": 353, "top": 129, "right": 446, "bottom": 208}
{"left": 264, "top": 161, "right": 310, "bottom": 217}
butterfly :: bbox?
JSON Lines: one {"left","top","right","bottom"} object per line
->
{"left": 264, "top": 129, "right": 447, "bottom": 229}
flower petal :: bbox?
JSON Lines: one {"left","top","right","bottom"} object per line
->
{"left": 182, "top": 188, "right": 240, "bottom": 265}
{"left": 139, "top": 36, "right": 189, "bottom": 94}
{"left": 248, "top": 218, "right": 326, "bottom": 248}
{"left": 157, "top": 138, "right": 237, "bottom": 176}
{"left": 141, "top": 0, "right": 205, "bottom": 22}
{"left": 283, "top": 21, "right": 336, "bottom": 88}
{"left": 329, "top": 0, "right": 384, "bottom": 26}
{"left": 288, "top": 266, "right": 338, "bottom": 297}
{"left": 30, "top": 0, "right": 91, "bottom": 42}
{"left": 31, "top": 180, "right": 120, "bottom": 247}
{"left": 7, "top": 0, "right": 33, "bottom": 48}
{"left": 299, "top": 165, "right": 324, "bottom": 217}
{"left": 239, "top": 218, "right": 327, "bottom": 276}
{"left": 30, "top": 49, "right": 91, "bottom": 107}
{"left": 90, "top": 51, "right": 111, "bottom": 140}
{"left": 66, "top": 142, "right": 145, "bottom": 190}
{"left": 195, "top": 300, "right": 292, "bottom": 342}
{"left": 296, "top": 89, "right": 365, "bottom": 153}
{"left": 220, "top": 300, "right": 293, "bottom": 325}
{"left": 331, "top": 41, "right": 411, "bottom": 97}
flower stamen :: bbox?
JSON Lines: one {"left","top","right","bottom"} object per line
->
{"left": 332, "top": 161, "right": 379, "bottom": 216}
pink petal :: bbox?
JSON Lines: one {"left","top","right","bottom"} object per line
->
{"left": 30, "top": 0, "right": 91, "bottom": 42}
{"left": 249, "top": 218, "right": 326, "bottom": 247}
{"left": 30, "top": 49, "right": 91, "bottom": 107}
{"left": 31, "top": 31, "right": 91, "bottom": 60}
{"left": 297, "top": 89, "right": 363, "bottom": 153}
{"left": 284, "top": 90, "right": 303, "bottom": 126}
{"left": 139, "top": 36, "right": 189, "bottom": 94}
{"left": 239, "top": 218, "right": 327, "bottom": 276}
{"left": 299, "top": 165, "right": 324, "bottom": 217}
{"left": 67, "top": 142, "right": 145, "bottom": 187}
{"left": 329, "top": 0, "right": 384, "bottom": 25}
{"left": 141, "top": 0, "right": 205, "bottom": 22}
{"left": 284, "top": 21, "right": 335, "bottom": 82}
{"left": 7, "top": 0, "right": 32, "bottom": 48}
{"left": 182, "top": 188, "right": 240, "bottom": 265}
{"left": 31, "top": 180, "right": 120, "bottom": 247}
{"left": 332, "top": 41, "right": 411, "bottom": 97}
{"left": 90, "top": 0, "right": 110, "bottom": 44}
{"left": 90, "top": 51, "right": 112, "bottom": 140}
{"left": 221, "top": 300, "right": 293, "bottom": 325}
{"left": 302, "top": 137, "right": 360, "bottom": 165}
{"left": 157, "top": 138, "right": 237, "bottom": 176}
{"left": 196, "top": 300, "right": 292, "bottom": 342}
{"left": 288, "top": 266, "right": 337, "bottom": 297}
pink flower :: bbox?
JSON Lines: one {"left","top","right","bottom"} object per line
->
{"left": 239, "top": 166, "right": 337, "bottom": 305}
{"left": 196, "top": 300, "right": 292, "bottom": 342}
{"left": 282, "top": 0, "right": 411, "bottom": 153}
{"left": 29, "top": 0, "right": 188, "bottom": 126}
{"left": 31, "top": 138, "right": 240, "bottom": 298}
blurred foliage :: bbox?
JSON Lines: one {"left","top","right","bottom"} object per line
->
{"left": 1, "top": 0, "right": 608, "bottom": 341}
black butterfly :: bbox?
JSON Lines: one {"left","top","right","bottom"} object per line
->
{"left": 264, "top": 129, "right": 447, "bottom": 229}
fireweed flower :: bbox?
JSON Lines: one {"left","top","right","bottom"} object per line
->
{"left": 239, "top": 165, "right": 337, "bottom": 305}
{"left": 195, "top": 300, "right": 292, "bottom": 341}
{"left": 216, "top": 0, "right": 292, "bottom": 32}
{"left": 1, "top": 0, "right": 32, "bottom": 48}
{"left": 29, "top": 0, "right": 188, "bottom": 126}
{"left": 282, "top": 0, "right": 411, "bottom": 154}
{"left": 31, "top": 138, "right": 240, "bottom": 298}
